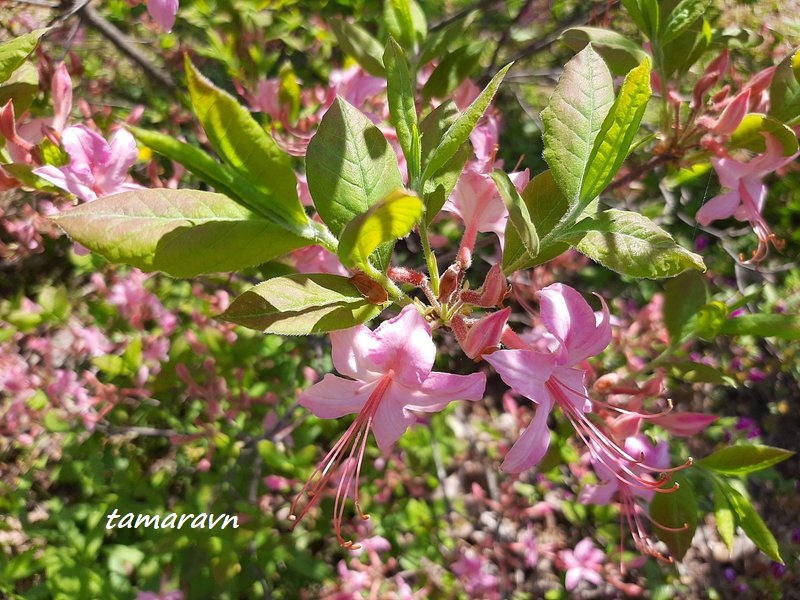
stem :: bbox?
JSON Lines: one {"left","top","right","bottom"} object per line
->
{"left": 361, "top": 262, "right": 407, "bottom": 304}
{"left": 418, "top": 224, "right": 440, "bottom": 297}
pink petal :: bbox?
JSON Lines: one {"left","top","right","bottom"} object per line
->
{"left": 648, "top": 412, "right": 717, "bottom": 437}
{"left": 367, "top": 305, "right": 435, "bottom": 387}
{"left": 33, "top": 165, "right": 97, "bottom": 202}
{"left": 97, "top": 128, "right": 139, "bottom": 193}
{"left": 564, "top": 568, "right": 581, "bottom": 591}
{"left": 50, "top": 62, "right": 72, "bottom": 133}
{"left": 443, "top": 170, "right": 507, "bottom": 238}
{"left": 695, "top": 189, "right": 740, "bottom": 225}
{"left": 579, "top": 480, "right": 618, "bottom": 505}
{"left": 330, "top": 324, "right": 383, "bottom": 381}
{"left": 401, "top": 371, "right": 486, "bottom": 413}
{"left": 552, "top": 366, "right": 591, "bottom": 412}
{"left": 500, "top": 394, "right": 554, "bottom": 473}
{"left": 371, "top": 397, "right": 415, "bottom": 453}
{"left": 461, "top": 308, "right": 510, "bottom": 359}
{"left": 297, "top": 374, "right": 376, "bottom": 419}
{"left": 484, "top": 349, "right": 555, "bottom": 402}
{"left": 540, "top": 283, "right": 611, "bottom": 366}
{"left": 61, "top": 124, "right": 111, "bottom": 175}
{"left": 148, "top": 0, "right": 179, "bottom": 31}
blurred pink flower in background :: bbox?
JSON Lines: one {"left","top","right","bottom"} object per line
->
{"left": 559, "top": 538, "right": 605, "bottom": 591}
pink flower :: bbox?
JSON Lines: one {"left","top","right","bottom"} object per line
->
{"left": 147, "top": 0, "right": 179, "bottom": 31}
{"left": 559, "top": 538, "right": 605, "bottom": 591}
{"left": 451, "top": 550, "right": 499, "bottom": 599}
{"left": 696, "top": 134, "right": 798, "bottom": 261}
{"left": 34, "top": 125, "right": 142, "bottom": 202}
{"left": 485, "top": 283, "right": 612, "bottom": 473}
{"left": 290, "top": 305, "right": 485, "bottom": 547}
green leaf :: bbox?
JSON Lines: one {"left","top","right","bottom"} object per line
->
{"left": 220, "top": 274, "right": 384, "bottom": 334}
{"left": 419, "top": 12, "right": 476, "bottom": 65}
{"left": 574, "top": 209, "right": 706, "bottom": 279}
{"left": 419, "top": 101, "right": 471, "bottom": 223}
{"left": 329, "top": 19, "right": 385, "bottom": 77}
{"left": 0, "top": 62, "right": 39, "bottom": 114}
{"left": 649, "top": 473, "right": 698, "bottom": 561}
{"left": 519, "top": 170, "right": 573, "bottom": 269}
{"left": 384, "top": 38, "right": 421, "bottom": 183}
{"left": 128, "top": 125, "right": 253, "bottom": 203}
{"left": 620, "top": 0, "right": 649, "bottom": 37}
{"left": 51, "top": 189, "right": 311, "bottom": 278}
{"left": 184, "top": 58, "right": 307, "bottom": 231}
{"left": 337, "top": 190, "right": 424, "bottom": 269}
{"left": 421, "top": 44, "right": 482, "bottom": 101}
{"left": 306, "top": 97, "right": 403, "bottom": 236}
{"left": 769, "top": 49, "right": 800, "bottom": 124}
{"left": 542, "top": 45, "right": 614, "bottom": 211}
{"left": 666, "top": 360, "right": 737, "bottom": 386}
{"left": 724, "top": 484, "right": 783, "bottom": 563}
{"left": 492, "top": 170, "right": 539, "bottom": 273}
{"left": 699, "top": 445, "right": 795, "bottom": 476}
{"left": 581, "top": 58, "right": 651, "bottom": 204}
{"left": 694, "top": 300, "right": 730, "bottom": 340}
{"left": 730, "top": 113, "right": 799, "bottom": 156}
{"left": 561, "top": 27, "right": 649, "bottom": 76}
{"left": 421, "top": 62, "right": 511, "bottom": 183}
{"left": 718, "top": 313, "right": 800, "bottom": 340}
{"left": 661, "top": 0, "right": 710, "bottom": 45}
{"left": 711, "top": 479, "right": 735, "bottom": 552}
{"left": 0, "top": 28, "right": 49, "bottom": 84}
{"left": 384, "top": 0, "right": 426, "bottom": 50}
{"left": 663, "top": 270, "right": 708, "bottom": 344}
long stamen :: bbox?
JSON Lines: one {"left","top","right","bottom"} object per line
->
{"left": 289, "top": 374, "right": 393, "bottom": 547}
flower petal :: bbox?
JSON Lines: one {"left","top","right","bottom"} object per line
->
{"left": 330, "top": 324, "right": 382, "bottom": 381}
{"left": 33, "top": 165, "right": 97, "bottom": 202}
{"left": 148, "top": 0, "right": 179, "bottom": 31}
{"left": 485, "top": 349, "right": 555, "bottom": 402}
{"left": 97, "top": 128, "right": 139, "bottom": 194}
{"left": 540, "top": 283, "right": 611, "bottom": 365}
{"left": 61, "top": 125, "right": 110, "bottom": 175}
{"left": 696, "top": 189, "right": 741, "bottom": 225}
{"left": 367, "top": 305, "right": 435, "bottom": 386}
{"left": 401, "top": 371, "right": 486, "bottom": 413}
{"left": 371, "top": 397, "right": 415, "bottom": 453}
{"left": 500, "top": 394, "right": 554, "bottom": 473}
{"left": 298, "top": 374, "right": 376, "bottom": 419}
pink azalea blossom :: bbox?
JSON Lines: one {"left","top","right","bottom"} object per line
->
{"left": 696, "top": 134, "right": 798, "bottom": 261}
{"left": 451, "top": 550, "right": 500, "bottom": 599}
{"left": 147, "top": 0, "right": 179, "bottom": 31}
{"left": 290, "top": 305, "right": 485, "bottom": 547}
{"left": 485, "top": 283, "right": 613, "bottom": 473}
{"left": 34, "top": 124, "right": 142, "bottom": 202}
{"left": 559, "top": 538, "right": 605, "bottom": 591}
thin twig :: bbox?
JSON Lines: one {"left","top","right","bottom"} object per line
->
{"left": 429, "top": 0, "right": 501, "bottom": 32}
{"left": 77, "top": 1, "right": 177, "bottom": 92}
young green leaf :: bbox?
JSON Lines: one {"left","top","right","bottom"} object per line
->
{"left": 384, "top": 0, "right": 426, "bottom": 50}
{"left": 542, "top": 45, "right": 614, "bottom": 210}
{"left": 220, "top": 274, "right": 384, "bottom": 335}
{"left": 0, "top": 62, "right": 39, "bottom": 114}
{"left": 384, "top": 38, "right": 421, "bottom": 183}
{"left": 717, "top": 313, "right": 800, "bottom": 340}
{"left": 560, "top": 27, "right": 649, "bottom": 76}
{"left": 419, "top": 12, "right": 476, "bottom": 66}
{"left": 329, "top": 19, "right": 385, "bottom": 77}
{"left": 661, "top": 0, "right": 711, "bottom": 45}
{"left": 572, "top": 209, "right": 706, "bottom": 279}
{"left": 730, "top": 114, "right": 799, "bottom": 156}
{"left": 711, "top": 479, "right": 735, "bottom": 552}
{"left": 698, "top": 445, "right": 795, "bottom": 476}
{"left": 419, "top": 101, "right": 472, "bottom": 223}
{"left": 127, "top": 125, "right": 252, "bottom": 205}
{"left": 184, "top": 58, "right": 308, "bottom": 232}
{"left": 51, "top": 189, "right": 310, "bottom": 278}
{"left": 306, "top": 97, "right": 403, "bottom": 236}
{"left": 0, "top": 28, "right": 49, "bottom": 83}
{"left": 769, "top": 48, "right": 800, "bottom": 124}
{"left": 724, "top": 484, "right": 783, "bottom": 563}
{"left": 649, "top": 473, "right": 698, "bottom": 561}
{"left": 581, "top": 57, "right": 651, "bottom": 205}
{"left": 492, "top": 170, "right": 539, "bottom": 273}
{"left": 421, "top": 44, "right": 482, "bottom": 101}
{"left": 337, "top": 190, "right": 424, "bottom": 270}
{"left": 663, "top": 270, "right": 708, "bottom": 345}
{"left": 421, "top": 62, "right": 511, "bottom": 184}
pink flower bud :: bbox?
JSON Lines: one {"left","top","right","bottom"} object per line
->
{"left": 50, "top": 63, "right": 73, "bottom": 133}
{"left": 461, "top": 263, "right": 510, "bottom": 308}
{"left": 699, "top": 88, "right": 750, "bottom": 135}
{"left": 457, "top": 307, "right": 511, "bottom": 360}
{"left": 691, "top": 49, "right": 729, "bottom": 109}
{"left": 648, "top": 412, "right": 718, "bottom": 436}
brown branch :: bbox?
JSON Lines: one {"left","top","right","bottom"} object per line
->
{"left": 76, "top": 1, "right": 177, "bottom": 92}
